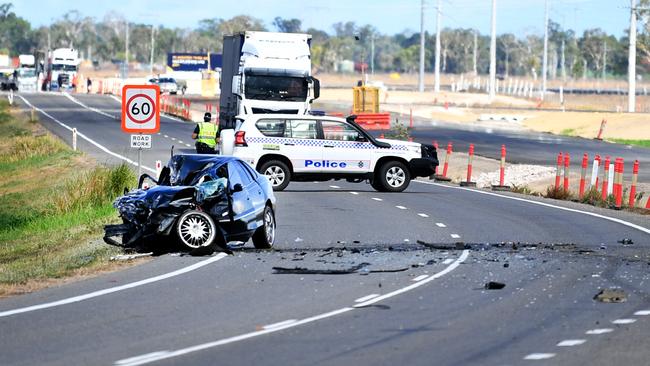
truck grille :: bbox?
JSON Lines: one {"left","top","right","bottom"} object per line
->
{"left": 251, "top": 108, "right": 299, "bottom": 114}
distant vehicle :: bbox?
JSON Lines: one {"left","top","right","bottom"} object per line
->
{"left": 147, "top": 76, "right": 180, "bottom": 94}
{"left": 219, "top": 31, "right": 320, "bottom": 132}
{"left": 224, "top": 114, "right": 439, "bottom": 192}
{"left": 16, "top": 55, "right": 37, "bottom": 92}
{"left": 104, "top": 154, "right": 277, "bottom": 251}
{"left": 44, "top": 48, "right": 79, "bottom": 91}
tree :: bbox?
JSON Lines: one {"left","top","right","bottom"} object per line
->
{"left": 273, "top": 17, "right": 301, "bottom": 33}
{"left": 0, "top": 3, "right": 33, "bottom": 55}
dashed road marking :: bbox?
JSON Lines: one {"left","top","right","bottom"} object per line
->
{"left": 436, "top": 223, "right": 446, "bottom": 227}
{"left": 354, "top": 294, "right": 380, "bottom": 303}
{"left": 417, "top": 213, "right": 429, "bottom": 217}
{"left": 450, "top": 234, "right": 461, "bottom": 239}
{"left": 586, "top": 328, "right": 613, "bottom": 335}
{"left": 329, "top": 185, "right": 340, "bottom": 189}
{"left": 178, "top": 140, "right": 184, "bottom": 144}
{"left": 262, "top": 319, "right": 297, "bottom": 330}
{"left": 412, "top": 275, "right": 429, "bottom": 282}
{"left": 612, "top": 319, "right": 637, "bottom": 324}
{"left": 634, "top": 310, "right": 650, "bottom": 316}
{"left": 557, "top": 339, "right": 586, "bottom": 347}
{"left": 164, "top": 134, "right": 169, "bottom": 138}
{"left": 171, "top": 137, "right": 176, "bottom": 141}
{"left": 395, "top": 205, "right": 407, "bottom": 210}
{"left": 185, "top": 144, "right": 191, "bottom": 147}
{"left": 524, "top": 353, "right": 556, "bottom": 360}
{"left": 350, "top": 192, "right": 359, "bottom": 195}
{"left": 371, "top": 198, "right": 383, "bottom": 201}
{"left": 442, "top": 258, "right": 454, "bottom": 265}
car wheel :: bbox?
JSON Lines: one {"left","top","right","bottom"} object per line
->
{"left": 252, "top": 205, "right": 275, "bottom": 249}
{"left": 378, "top": 161, "right": 411, "bottom": 192}
{"left": 259, "top": 160, "right": 291, "bottom": 191}
{"left": 176, "top": 210, "right": 216, "bottom": 250}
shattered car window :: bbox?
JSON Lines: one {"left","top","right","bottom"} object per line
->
{"left": 197, "top": 177, "right": 228, "bottom": 202}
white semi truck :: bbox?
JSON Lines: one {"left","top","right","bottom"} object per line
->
{"left": 219, "top": 31, "right": 320, "bottom": 131}
{"left": 45, "top": 48, "right": 79, "bottom": 91}
{"left": 16, "top": 54, "right": 37, "bottom": 92}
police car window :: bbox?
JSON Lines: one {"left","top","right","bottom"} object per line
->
{"left": 288, "top": 120, "right": 317, "bottom": 139}
{"left": 256, "top": 119, "right": 285, "bottom": 137}
{"left": 321, "top": 120, "right": 360, "bottom": 141}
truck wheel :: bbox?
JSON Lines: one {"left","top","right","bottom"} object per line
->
{"left": 252, "top": 205, "right": 275, "bottom": 249}
{"left": 259, "top": 160, "right": 291, "bottom": 191}
{"left": 378, "top": 161, "right": 411, "bottom": 192}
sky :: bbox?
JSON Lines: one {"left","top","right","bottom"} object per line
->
{"left": 12, "top": 0, "right": 634, "bottom": 37}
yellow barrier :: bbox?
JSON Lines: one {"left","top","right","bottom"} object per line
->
{"left": 352, "top": 86, "right": 379, "bottom": 114}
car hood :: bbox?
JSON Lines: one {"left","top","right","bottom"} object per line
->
{"left": 376, "top": 138, "right": 421, "bottom": 149}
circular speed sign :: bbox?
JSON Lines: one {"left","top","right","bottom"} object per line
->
{"left": 121, "top": 85, "right": 160, "bottom": 133}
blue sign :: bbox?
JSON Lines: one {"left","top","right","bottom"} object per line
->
{"left": 167, "top": 53, "right": 222, "bottom": 72}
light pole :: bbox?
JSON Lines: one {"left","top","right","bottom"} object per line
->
{"left": 150, "top": 25, "right": 155, "bottom": 75}
{"left": 489, "top": 0, "right": 497, "bottom": 102}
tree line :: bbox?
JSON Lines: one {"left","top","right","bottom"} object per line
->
{"left": 2, "top": 2, "right": 650, "bottom": 79}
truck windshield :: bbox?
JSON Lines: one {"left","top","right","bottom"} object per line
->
{"left": 52, "top": 64, "right": 77, "bottom": 72}
{"left": 245, "top": 75, "right": 307, "bottom": 102}
{"left": 19, "top": 69, "right": 36, "bottom": 77}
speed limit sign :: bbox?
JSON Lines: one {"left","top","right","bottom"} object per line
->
{"left": 121, "top": 85, "right": 160, "bottom": 133}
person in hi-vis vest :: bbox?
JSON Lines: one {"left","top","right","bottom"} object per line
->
{"left": 192, "top": 112, "right": 219, "bottom": 154}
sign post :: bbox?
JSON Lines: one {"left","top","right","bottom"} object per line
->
{"left": 122, "top": 85, "right": 160, "bottom": 179}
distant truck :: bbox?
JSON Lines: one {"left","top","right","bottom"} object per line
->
{"left": 16, "top": 54, "right": 37, "bottom": 92}
{"left": 219, "top": 31, "right": 320, "bottom": 133}
{"left": 44, "top": 48, "right": 79, "bottom": 91}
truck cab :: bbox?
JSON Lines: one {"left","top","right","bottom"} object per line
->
{"left": 46, "top": 48, "right": 79, "bottom": 91}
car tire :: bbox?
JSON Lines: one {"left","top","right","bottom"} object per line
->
{"left": 259, "top": 160, "right": 291, "bottom": 191}
{"left": 252, "top": 205, "right": 275, "bottom": 249}
{"left": 377, "top": 161, "right": 411, "bottom": 192}
{"left": 176, "top": 210, "right": 216, "bottom": 250}
{"left": 371, "top": 180, "right": 385, "bottom": 192}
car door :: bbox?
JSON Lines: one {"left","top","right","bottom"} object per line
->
{"left": 226, "top": 161, "right": 258, "bottom": 238}
{"left": 285, "top": 119, "right": 323, "bottom": 173}
{"left": 319, "top": 119, "right": 373, "bottom": 174}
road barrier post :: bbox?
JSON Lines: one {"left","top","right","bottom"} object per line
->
{"left": 602, "top": 156, "right": 611, "bottom": 200}
{"left": 155, "top": 160, "right": 162, "bottom": 179}
{"left": 492, "top": 144, "right": 510, "bottom": 191}
{"left": 579, "top": 153, "right": 588, "bottom": 199}
{"left": 555, "top": 152, "right": 563, "bottom": 190}
{"left": 434, "top": 142, "right": 453, "bottom": 182}
{"left": 409, "top": 107, "right": 413, "bottom": 129}
{"left": 646, "top": 196, "right": 650, "bottom": 209}
{"left": 8, "top": 89, "right": 14, "bottom": 105}
{"left": 591, "top": 154, "right": 601, "bottom": 190}
{"left": 629, "top": 160, "right": 639, "bottom": 208}
{"left": 30, "top": 107, "right": 36, "bottom": 122}
{"left": 460, "top": 144, "right": 477, "bottom": 187}
{"left": 379, "top": 133, "right": 384, "bottom": 138}
{"left": 72, "top": 128, "right": 77, "bottom": 151}
{"left": 595, "top": 119, "right": 607, "bottom": 140}
{"left": 614, "top": 158, "right": 624, "bottom": 209}
{"left": 563, "top": 153, "right": 570, "bottom": 193}
{"left": 607, "top": 161, "right": 615, "bottom": 199}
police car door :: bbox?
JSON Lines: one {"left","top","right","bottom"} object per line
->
{"left": 286, "top": 119, "right": 322, "bottom": 173}
{"left": 319, "top": 119, "right": 372, "bottom": 174}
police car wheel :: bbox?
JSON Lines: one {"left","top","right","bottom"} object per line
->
{"left": 378, "top": 161, "right": 410, "bottom": 192}
{"left": 252, "top": 205, "right": 275, "bottom": 249}
{"left": 176, "top": 210, "right": 216, "bottom": 250}
{"left": 260, "top": 160, "right": 291, "bottom": 191}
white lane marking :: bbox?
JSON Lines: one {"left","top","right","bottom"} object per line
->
{"left": 436, "top": 223, "right": 446, "bottom": 227}
{"left": 109, "top": 95, "right": 122, "bottom": 104}
{"left": 412, "top": 275, "right": 429, "bottom": 282}
{"left": 115, "top": 352, "right": 172, "bottom": 366}
{"left": 115, "top": 307, "right": 354, "bottom": 366}
{"left": 116, "top": 251, "right": 470, "bottom": 366}
{"left": 354, "top": 294, "right": 380, "bottom": 303}
{"left": 524, "top": 353, "right": 556, "bottom": 360}
{"left": 170, "top": 137, "right": 176, "bottom": 141}
{"left": 262, "top": 319, "right": 297, "bottom": 330}
{"left": 164, "top": 134, "right": 169, "bottom": 138}
{"left": 395, "top": 205, "right": 407, "bottom": 210}
{"left": 450, "top": 234, "right": 461, "bottom": 239}
{"left": 62, "top": 92, "right": 115, "bottom": 118}
{"left": 586, "top": 328, "right": 613, "bottom": 335}
{"left": 417, "top": 213, "right": 429, "bottom": 218}
{"left": 350, "top": 192, "right": 359, "bottom": 195}
{"left": 612, "top": 319, "right": 637, "bottom": 324}
{"left": 634, "top": 310, "right": 650, "bottom": 316}
{"left": 0, "top": 253, "right": 228, "bottom": 318}
{"left": 329, "top": 185, "right": 340, "bottom": 189}
{"left": 178, "top": 140, "right": 184, "bottom": 144}
{"left": 557, "top": 339, "right": 586, "bottom": 347}
{"left": 415, "top": 180, "right": 650, "bottom": 235}
{"left": 372, "top": 197, "right": 383, "bottom": 201}
{"left": 17, "top": 95, "right": 156, "bottom": 174}
{"left": 442, "top": 258, "right": 454, "bottom": 265}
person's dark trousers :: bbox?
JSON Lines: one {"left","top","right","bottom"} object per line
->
{"left": 195, "top": 142, "right": 217, "bottom": 154}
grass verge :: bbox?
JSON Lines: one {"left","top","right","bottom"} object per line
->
{"left": 0, "top": 100, "right": 137, "bottom": 297}
{"left": 607, "top": 138, "right": 650, "bottom": 149}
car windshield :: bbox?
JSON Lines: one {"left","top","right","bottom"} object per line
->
{"left": 51, "top": 64, "right": 77, "bottom": 72}
{"left": 245, "top": 75, "right": 308, "bottom": 102}
{"left": 159, "top": 78, "right": 176, "bottom": 83}
{"left": 19, "top": 69, "right": 35, "bottom": 77}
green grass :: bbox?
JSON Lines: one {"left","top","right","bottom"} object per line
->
{"left": 560, "top": 128, "right": 576, "bottom": 136}
{"left": 607, "top": 138, "right": 650, "bottom": 149}
{"left": 0, "top": 101, "right": 137, "bottom": 295}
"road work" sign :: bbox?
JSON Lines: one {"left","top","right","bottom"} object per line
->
{"left": 121, "top": 85, "right": 160, "bottom": 133}
{"left": 130, "top": 134, "right": 152, "bottom": 149}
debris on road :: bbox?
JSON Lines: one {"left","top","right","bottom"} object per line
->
{"left": 485, "top": 281, "right": 506, "bottom": 290}
{"left": 594, "top": 288, "right": 627, "bottom": 303}
{"left": 273, "top": 263, "right": 370, "bottom": 275}
{"left": 109, "top": 252, "right": 153, "bottom": 261}
{"left": 618, "top": 238, "right": 634, "bottom": 245}
{"left": 416, "top": 240, "right": 468, "bottom": 250}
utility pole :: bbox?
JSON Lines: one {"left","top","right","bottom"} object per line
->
{"left": 489, "top": 0, "right": 497, "bottom": 102}
{"left": 473, "top": 29, "right": 478, "bottom": 75}
{"left": 602, "top": 40, "right": 607, "bottom": 80}
{"left": 434, "top": 0, "right": 441, "bottom": 92}
{"left": 561, "top": 39, "right": 566, "bottom": 81}
{"left": 150, "top": 25, "right": 155, "bottom": 75}
{"left": 628, "top": 0, "right": 637, "bottom": 112}
{"left": 418, "top": 0, "right": 425, "bottom": 92}
{"left": 371, "top": 33, "right": 375, "bottom": 76}
{"left": 125, "top": 21, "right": 129, "bottom": 79}
{"left": 542, "top": 0, "right": 549, "bottom": 100}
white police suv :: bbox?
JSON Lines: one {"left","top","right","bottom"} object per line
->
{"left": 221, "top": 114, "right": 438, "bottom": 192}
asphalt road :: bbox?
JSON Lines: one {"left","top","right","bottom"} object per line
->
{"left": 1, "top": 92, "right": 649, "bottom": 366}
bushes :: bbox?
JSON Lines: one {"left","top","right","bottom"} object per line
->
{"left": 2, "top": 135, "right": 68, "bottom": 163}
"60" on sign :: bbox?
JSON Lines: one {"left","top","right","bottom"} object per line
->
{"left": 121, "top": 85, "right": 160, "bottom": 133}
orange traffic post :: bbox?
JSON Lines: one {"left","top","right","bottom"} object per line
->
{"left": 563, "top": 153, "right": 570, "bottom": 193}
{"left": 629, "top": 160, "right": 639, "bottom": 208}
{"left": 434, "top": 142, "right": 453, "bottom": 182}
{"left": 555, "top": 152, "right": 563, "bottom": 190}
{"left": 492, "top": 144, "right": 510, "bottom": 191}
{"left": 460, "top": 144, "right": 477, "bottom": 187}
{"left": 593, "top": 154, "right": 601, "bottom": 190}
{"left": 579, "top": 153, "right": 588, "bottom": 199}
{"left": 602, "top": 156, "right": 611, "bottom": 200}
{"left": 595, "top": 119, "right": 607, "bottom": 140}
{"left": 614, "top": 158, "right": 624, "bottom": 209}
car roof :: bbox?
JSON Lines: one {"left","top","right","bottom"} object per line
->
{"left": 238, "top": 114, "right": 346, "bottom": 123}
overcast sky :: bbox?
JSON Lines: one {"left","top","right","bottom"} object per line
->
{"left": 13, "top": 0, "right": 633, "bottom": 37}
